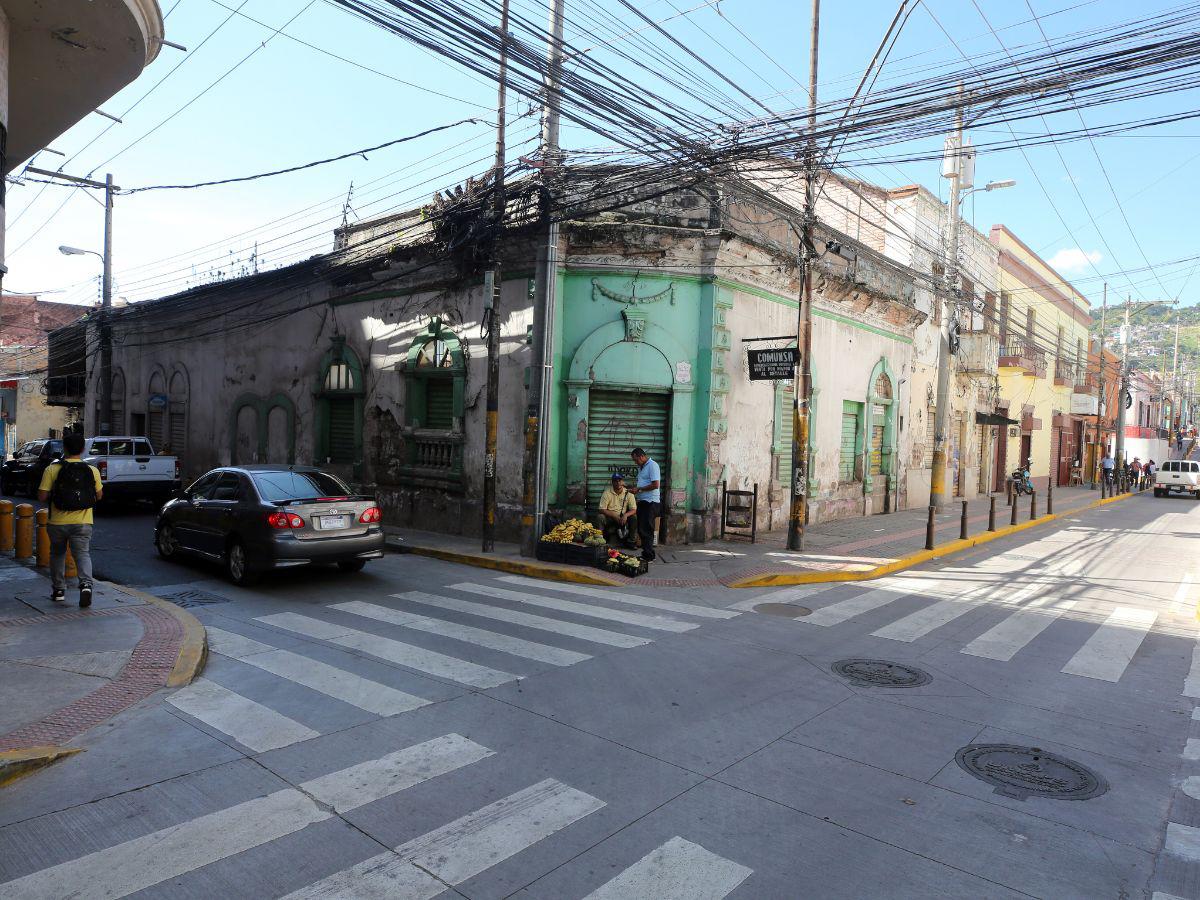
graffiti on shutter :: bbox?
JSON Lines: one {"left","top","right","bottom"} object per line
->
{"left": 586, "top": 390, "right": 669, "bottom": 509}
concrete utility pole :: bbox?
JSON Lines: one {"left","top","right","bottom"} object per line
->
{"left": 481, "top": 0, "right": 510, "bottom": 553}
{"left": 520, "top": 0, "right": 566, "bottom": 556}
{"left": 1090, "top": 284, "right": 1106, "bottom": 488}
{"left": 930, "top": 85, "right": 965, "bottom": 510}
{"left": 786, "top": 0, "right": 820, "bottom": 552}
{"left": 1115, "top": 296, "right": 1130, "bottom": 467}
{"left": 1172, "top": 317, "right": 1180, "bottom": 430}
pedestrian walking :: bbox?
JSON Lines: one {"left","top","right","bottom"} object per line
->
{"left": 36, "top": 432, "right": 102, "bottom": 606}
{"left": 629, "top": 447, "right": 661, "bottom": 562}
{"left": 1101, "top": 451, "right": 1115, "bottom": 487}
{"left": 1146, "top": 459, "right": 1157, "bottom": 488}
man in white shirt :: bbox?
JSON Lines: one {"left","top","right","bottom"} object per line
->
{"left": 630, "top": 447, "right": 661, "bottom": 561}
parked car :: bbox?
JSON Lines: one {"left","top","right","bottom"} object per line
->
{"left": 0, "top": 439, "right": 64, "bottom": 496}
{"left": 155, "top": 465, "right": 385, "bottom": 585}
{"left": 82, "top": 436, "right": 180, "bottom": 505}
{"left": 1154, "top": 459, "right": 1200, "bottom": 498}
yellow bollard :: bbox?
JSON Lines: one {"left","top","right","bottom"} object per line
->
{"left": 14, "top": 504, "right": 34, "bottom": 560}
{"left": 0, "top": 499, "right": 12, "bottom": 552}
{"left": 35, "top": 508, "right": 49, "bottom": 568}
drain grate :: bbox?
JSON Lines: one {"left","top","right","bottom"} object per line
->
{"left": 831, "top": 659, "right": 932, "bottom": 688}
{"left": 156, "top": 588, "right": 233, "bottom": 609}
{"left": 753, "top": 603, "right": 812, "bottom": 618}
{"left": 954, "top": 744, "right": 1108, "bottom": 801}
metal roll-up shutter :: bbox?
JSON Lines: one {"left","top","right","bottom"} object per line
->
{"left": 839, "top": 402, "right": 859, "bottom": 482}
{"left": 327, "top": 397, "right": 356, "bottom": 464}
{"left": 777, "top": 386, "right": 794, "bottom": 482}
{"left": 586, "top": 390, "right": 669, "bottom": 510}
{"left": 147, "top": 410, "right": 164, "bottom": 449}
{"left": 923, "top": 409, "right": 936, "bottom": 469}
{"left": 169, "top": 403, "right": 186, "bottom": 457}
{"left": 425, "top": 379, "right": 454, "bottom": 430}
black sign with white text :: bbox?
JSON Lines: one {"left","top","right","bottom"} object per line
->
{"left": 747, "top": 347, "right": 799, "bottom": 380}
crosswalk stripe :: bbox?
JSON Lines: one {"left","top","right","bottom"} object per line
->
{"left": 804, "top": 589, "right": 910, "bottom": 627}
{"left": 451, "top": 582, "right": 698, "bottom": 633}
{"left": 497, "top": 575, "right": 740, "bottom": 619}
{"left": 285, "top": 778, "right": 604, "bottom": 899}
{"left": 1184, "top": 739, "right": 1200, "bottom": 761}
{"left": 298, "top": 733, "right": 493, "bottom": 813}
{"left": 237, "top": 649, "right": 431, "bottom": 717}
{"left": 728, "top": 586, "right": 829, "bottom": 612}
{"left": 166, "top": 678, "right": 319, "bottom": 752}
{"left": 584, "top": 836, "right": 753, "bottom": 900}
{"left": 1060, "top": 607, "right": 1157, "bottom": 682}
{"left": 1185, "top": 640, "right": 1200, "bottom": 699}
{"left": 960, "top": 598, "right": 1078, "bottom": 662}
{"left": 205, "top": 626, "right": 275, "bottom": 659}
{"left": 870, "top": 590, "right": 992, "bottom": 643}
{"left": 1165, "top": 822, "right": 1200, "bottom": 860}
{"left": 395, "top": 591, "right": 650, "bottom": 649}
{"left": 0, "top": 788, "right": 330, "bottom": 900}
{"left": 332, "top": 600, "right": 590, "bottom": 666}
{"left": 255, "top": 613, "right": 517, "bottom": 689}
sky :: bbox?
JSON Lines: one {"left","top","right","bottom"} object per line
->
{"left": 5, "top": 0, "right": 1198, "bottom": 312}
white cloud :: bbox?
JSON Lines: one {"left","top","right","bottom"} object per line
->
{"left": 1048, "top": 248, "right": 1102, "bottom": 273}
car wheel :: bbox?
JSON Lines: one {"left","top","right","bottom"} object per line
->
{"left": 225, "top": 540, "right": 259, "bottom": 586}
{"left": 337, "top": 559, "right": 367, "bottom": 573}
{"left": 156, "top": 524, "right": 180, "bottom": 560}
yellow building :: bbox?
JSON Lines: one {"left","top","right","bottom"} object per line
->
{"left": 989, "top": 226, "right": 1094, "bottom": 492}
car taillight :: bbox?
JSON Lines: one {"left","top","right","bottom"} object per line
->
{"left": 98, "top": 460, "right": 107, "bottom": 480}
{"left": 359, "top": 507, "right": 382, "bottom": 524}
{"left": 267, "top": 511, "right": 305, "bottom": 529}
{"left": 174, "top": 460, "right": 180, "bottom": 479}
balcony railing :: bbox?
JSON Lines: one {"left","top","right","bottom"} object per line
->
{"left": 998, "top": 340, "right": 1046, "bottom": 377}
{"left": 44, "top": 374, "right": 86, "bottom": 407}
{"left": 956, "top": 331, "right": 999, "bottom": 375}
{"left": 1054, "top": 359, "right": 1077, "bottom": 387}
{"left": 398, "top": 428, "right": 464, "bottom": 487}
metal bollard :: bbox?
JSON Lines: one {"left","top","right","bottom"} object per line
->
{"left": 1010, "top": 493, "right": 1019, "bottom": 526}
{"left": 14, "top": 504, "right": 34, "bottom": 560}
{"left": 0, "top": 499, "right": 12, "bottom": 552}
{"left": 988, "top": 495, "right": 997, "bottom": 532}
{"left": 925, "top": 506, "right": 936, "bottom": 551}
{"left": 35, "top": 508, "right": 49, "bottom": 567}
{"left": 960, "top": 501, "right": 969, "bottom": 540}
{"left": 1006, "top": 478, "right": 1013, "bottom": 507}
{"left": 1047, "top": 479, "right": 1054, "bottom": 515}
{"left": 1031, "top": 491, "right": 1038, "bottom": 520}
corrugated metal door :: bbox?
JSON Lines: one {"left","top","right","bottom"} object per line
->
{"left": 586, "top": 390, "right": 669, "bottom": 509}
{"left": 777, "top": 385, "right": 794, "bottom": 481}
{"left": 923, "top": 409, "right": 935, "bottom": 469}
{"left": 425, "top": 379, "right": 454, "bottom": 430}
{"left": 147, "top": 410, "right": 164, "bottom": 450}
{"left": 327, "top": 398, "right": 356, "bottom": 464}
{"left": 169, "top": 403, "right": 186, "bottom": 457}
{"left": 839, "top": 402, "right": 859, "bottom": 481}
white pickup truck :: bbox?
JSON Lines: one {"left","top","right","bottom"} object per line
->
{"left": 1154, "top": 459, "right": 1200, "bottom": 498}
{"left": 81, "top": 436, "right": 181, "bottom": 505}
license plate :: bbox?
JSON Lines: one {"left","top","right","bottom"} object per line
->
{"left": 318, "top": 515, "right": 349, "bottom": 530}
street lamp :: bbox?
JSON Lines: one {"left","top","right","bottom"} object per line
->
{"left": 958, "top": 179, "right": 1017, "bottom": 206}
{"left": 59, "top": 245, "right": 101, "bottom": 259}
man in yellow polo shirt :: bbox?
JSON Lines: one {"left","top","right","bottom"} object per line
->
{"left": 37, "top": 432, "right": 103, "bottom": 607}
{"left": 597, "top": 472, "right": 637, "bottom": 548}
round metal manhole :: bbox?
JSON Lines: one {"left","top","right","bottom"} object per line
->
{"left": 954, "top": 744, "right": 1108, "bottom": 801}
{"left": 830, "top": 659, "right": 932, "bottom": 688}
{"left": 753, "top": 603, "right": 812, "bottom": 618}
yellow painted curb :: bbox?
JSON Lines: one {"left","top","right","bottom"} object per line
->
{"left": 105, "top": 582, "right": 208, "bottom": 687}
{"left": 729, "top": 489, "right": 1142, "bottom": 588}
{"left": 0, "top": 746, "right": 83, "bottom": 788}
{"left": 403, "top": 545, "right": 621, "bottom": 586}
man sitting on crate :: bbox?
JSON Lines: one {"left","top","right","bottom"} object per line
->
{"left": 596, "top": 473, "right": 638, "bottom": 548}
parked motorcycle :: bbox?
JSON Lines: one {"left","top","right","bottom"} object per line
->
{"left": 1011, "top": 462, "right": 1034, "bottom": 496}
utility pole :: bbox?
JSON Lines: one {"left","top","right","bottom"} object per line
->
{"left": 481, "top": 0, "right": 510, "bottom": 553}
{"left": 1115, "top": 296, "right": 1130, "bottom": 467}
{"left": 1172, "top": 317, "right": 1180, "bottom": 431}
{"left": 786, "top": 0, "right": 820, "bottom": 551}
{"left": 1091, "top": 284, "right": 1106, "bottom": 488}
{"left": 930, "top": 85, "right": 965, "bottom": 510}
{"left": 519, "top": 0, "right": 566, "bottom": 556}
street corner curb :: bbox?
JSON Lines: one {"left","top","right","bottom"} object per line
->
{"left": 0, "top": 746, "right": 83, "bottom": 789}
{"left": 394, "top": 543, "right": 622, "bottom": 586}
{"left": 105, "top": 582, "right": 207, "bottom": 687}
{"left": 729, "top": 494, "right": 1140, "bottom": 588}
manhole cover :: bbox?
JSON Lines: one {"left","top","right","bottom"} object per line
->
{"left": 753, "top": 603, "right": 812, "bottom": 618}
{"left": 157, "top": 588, "right": 233, "bottom": 609}
{"left": 954, "top": 744, "right": 1108, "bottom": 801}
{"left": 831, "top": 659, "right": 932, "bottom": 688}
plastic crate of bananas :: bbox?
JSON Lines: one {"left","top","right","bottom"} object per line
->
{"left": 540, "top": 518, "right": 607, "bottom": 546}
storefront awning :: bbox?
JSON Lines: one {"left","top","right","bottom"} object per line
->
{"left": 976, "top": 411, "right": 1019, "bottom": 426}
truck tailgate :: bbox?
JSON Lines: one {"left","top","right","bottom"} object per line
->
{"left": 107, "top": 457, "right": 175, "bottom": 483}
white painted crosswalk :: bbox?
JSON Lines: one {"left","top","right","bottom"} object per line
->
{"left": 585, "top": 836, "right": 753, "bottom": 899}
{"left": 1060, "top": 607, "right": 1158, "bottom": 682}
{"left": 167, "top": 678, "right": 319, "bottom": 752}
{"left": 451, "top": 581, "right": 700, "bottom": 632}
{"left": 497, "top": 575, "right": 740, "bottom": 619}
{"left": 960, "top": 597, "right": 1077, "bottom": 662}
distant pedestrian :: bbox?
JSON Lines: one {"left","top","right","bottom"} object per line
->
{"left": 37, "top": 432, "right": 102, "bottom": 606}
{"left": 1146, "top": 459, "right": 1157, "bottom": 488}
{"left": 1101, "top": 451, "right": 1115, "bottom": 486}
{"left": 630, "top": 447, "right": 661, "bottom": 562}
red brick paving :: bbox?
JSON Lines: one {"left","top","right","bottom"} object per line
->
{"left": 0, "top": 604, "right": 185, "bottom": 752}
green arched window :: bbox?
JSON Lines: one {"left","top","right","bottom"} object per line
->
{"left": 315, "top": 336, "right": 365, "bottom": 471}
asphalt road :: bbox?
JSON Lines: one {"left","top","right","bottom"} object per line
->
{"left": 1, "top": 494, "right": 1198, "bottom": 898}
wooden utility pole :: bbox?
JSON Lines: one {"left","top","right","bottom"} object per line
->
{"left": 481, "top": 0, "right": 510, "bottom": 553}
{"left": 786, "top": 0, "right": 820, "bottom": 551}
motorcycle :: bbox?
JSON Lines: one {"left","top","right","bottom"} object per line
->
{"left": 1011, "top": 462, "right": 1034, "bottom": 496}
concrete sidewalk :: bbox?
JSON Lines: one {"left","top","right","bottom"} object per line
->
{"left": 0, "top": 557, "right": 205, "bottom": 786}
{"left": 388, "top": 483, "right": 1138, "bottom": 588}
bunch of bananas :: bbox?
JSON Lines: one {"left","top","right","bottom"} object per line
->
{"left": 541, "top": 518, "right": 606, "bottom": 545}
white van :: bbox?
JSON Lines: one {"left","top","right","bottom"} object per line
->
{"left": 1154, "top": 459, "right": 1200, "bottom": 498}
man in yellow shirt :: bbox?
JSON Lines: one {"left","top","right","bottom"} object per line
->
{"left": 597, "top": 473, "right": 637, "bottom": 547}
{"left": 37, "top": 433, "right": 103, "bottom": 607}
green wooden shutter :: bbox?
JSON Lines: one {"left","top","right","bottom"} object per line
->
{"left": 777, "top": 385, "right": 794, "bottom": 482}
{"left": 839, "top": 402, "right": 860, "bottom": 481}
{"left": 586, "top": 390, "right": 669, "bottom": 509}
{"left": 425, "top": 379, "right": 454, "bottom": 430}
{"left": 327, "top": 397, "right": 356, "bottom": 464}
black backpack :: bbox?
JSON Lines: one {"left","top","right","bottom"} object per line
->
{"left": 51, "top": 462, "right": 98, "bottom": 512}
